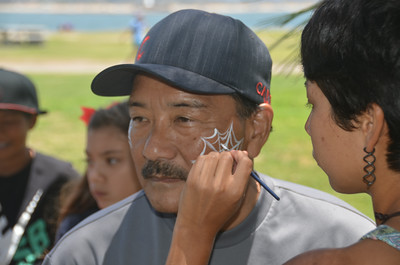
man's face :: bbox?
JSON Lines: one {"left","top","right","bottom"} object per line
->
{"left": 0, "top": 110, "right": 34, "bottom": 163}
{"left": 128, "top": 74, "right": 246, "bottom": 213}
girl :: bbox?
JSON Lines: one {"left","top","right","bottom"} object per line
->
{"left": 55, "top": 101, "right": 141, "bottom": 241}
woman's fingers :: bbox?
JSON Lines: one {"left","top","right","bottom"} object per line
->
{"left": 177, "top": 150, "right": 253, "bottom": 233}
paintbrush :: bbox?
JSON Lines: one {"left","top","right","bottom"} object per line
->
{"left": 221, "top": 144, "right": 280, "bottom": 201}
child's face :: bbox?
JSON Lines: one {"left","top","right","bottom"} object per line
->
{"left": 0, "top": 110, "right": 35, "bottom": 166}
{"left": 86, "top": 126, "right": 141, "bottom": 209}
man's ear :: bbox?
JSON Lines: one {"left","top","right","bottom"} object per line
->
{"left": 245, "top": 103, "right": 273, "bottom": 159}
{"left": 29, "top": 114, "right": 38, "bottom": 130}
{"left": 361, "top": 103, "right": 386, "bottom": 152}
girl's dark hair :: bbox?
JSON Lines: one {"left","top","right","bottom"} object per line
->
{"left": 57, "top": 175, "right": 96, "bottom": 225}
{"left": 88, "top": 101, "right": 131, "bottom": 134}
{"left": 301, "top": 0, "right": 400, "bottom": 171}
{"left": 58, "top": 101, "right": 131, "bottom": 225}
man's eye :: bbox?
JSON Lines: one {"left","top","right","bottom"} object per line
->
{"left": 176, "top": 117, "right": 192, "bottom": 123}
{"left": 85, "top": 158, "right": 93, "bottom": 166}
{"left": 0, "top": 120, "right": 19, "bottom": 127}
{"left": 131, "top": 116, "right": 146, "bottom": 123}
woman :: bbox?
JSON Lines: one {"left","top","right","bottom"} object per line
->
{"left": 284, "top": 0, "right": 400, "bottom": 263}
{"left": 165, "top": 0, "right": 400, "bottom": 264}
{"left": 55, "top": 101, "right": 142, "bottom": 241}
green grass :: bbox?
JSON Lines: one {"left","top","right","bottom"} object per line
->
{"left": 27, "top": 73, "right": 127, "bottom": 173}
{"left": 0, "top": 30, "right": 299, "bottom": 64}
{"left": 1, "top": 30, "right": 373, "bottom": 219}
{"left": 0, "top": 31, "right": 135, "bottom": 62}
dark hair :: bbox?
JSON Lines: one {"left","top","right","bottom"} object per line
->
{"left": 88, "top": 101, "right": 130, "bottom": 134}
{"left": 231, "top": 93, "right": 260, "bottom": 119}
{"left": 301, "top": 0, "right": 400, "bottom": 171}
{"left": 57, "top": 175, "right": 96, "bottom": 225}
{"left": 58, "top": 101, "right": 131, "bottom": 225}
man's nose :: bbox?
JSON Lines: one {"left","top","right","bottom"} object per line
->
{"left": 142, "top": 122, "right": 176, "bottom": 161}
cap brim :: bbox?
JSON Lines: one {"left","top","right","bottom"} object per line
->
{"left": 0, "top": 103, "right": 47, "bottom": 115}
{"left": 91, "top": 63, "right": 237, "bottom": 97}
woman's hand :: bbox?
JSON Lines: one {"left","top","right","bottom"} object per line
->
{"left": 166, "top": 150, "right": 253, "bottom": 265}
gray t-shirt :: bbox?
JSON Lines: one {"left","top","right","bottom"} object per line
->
{"left": 44, "top": 174, "right": 375, "bottom": 265}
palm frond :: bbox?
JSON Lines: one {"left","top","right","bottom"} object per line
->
{"left": 255, "top": 2, "right": 320, "bottom": 75}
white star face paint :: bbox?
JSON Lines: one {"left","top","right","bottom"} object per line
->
{"left": 191, "top": 122, "right": 243, "bottom": 163}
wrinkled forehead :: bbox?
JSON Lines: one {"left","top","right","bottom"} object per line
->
{"left": 129, "top": 74, "right": 237, "bottom": 111}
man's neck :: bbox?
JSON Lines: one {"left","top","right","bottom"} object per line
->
{"left": 222, "top": 178, "right": 260, "bottom": 231}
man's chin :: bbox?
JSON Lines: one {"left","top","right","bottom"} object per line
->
{"left": 142, "top": 177, "right": 185, "bottom": 213}
{"left": 150, "top": 201, "right": 179, "bottom": 214}
{"left": 144, "top": 188, "right": 181, "bottom": 214}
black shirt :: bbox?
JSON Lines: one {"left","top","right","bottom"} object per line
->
{"left": 0, "top": 160, "right": 32, "bottom": 231}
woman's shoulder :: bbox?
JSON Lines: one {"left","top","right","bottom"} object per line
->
{"left": 361, "top": 225, "right": 400, "bottom": 251}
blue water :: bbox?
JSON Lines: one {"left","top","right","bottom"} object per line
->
{"left": 0, "top": 11, "right": 311, "bottom": 31}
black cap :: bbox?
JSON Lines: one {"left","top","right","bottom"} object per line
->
{"left": 0, "top": 68, "right": 46, "bottom": 114}
{"left": 91, "top": 9, "right": 272, "bottom": 104}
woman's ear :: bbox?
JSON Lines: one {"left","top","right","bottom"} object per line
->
{"left": 361, "top": 103, "right": 386, "bottom": 151}
{"left": 245, "top": 103, "right": 273, "bottom": 159}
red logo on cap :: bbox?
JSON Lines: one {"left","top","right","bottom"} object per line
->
{"left": 256, "top": 82, "right": 271, "bottom": 104}
{"left": 137, "top": 36, "right": 150, "bottom": 61}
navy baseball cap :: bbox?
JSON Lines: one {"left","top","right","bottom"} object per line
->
{"left": 0, "top": 68, "right": 47, "bottom": 115}
{"left": 91, "top": 9, "right": 272, "bottom": 104}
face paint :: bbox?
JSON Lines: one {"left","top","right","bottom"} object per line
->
{"left": 128, "top": 119, "right": 133, "bottom": 148}
{"left": 198, "top": 121, "right": 243, "bottom": 155}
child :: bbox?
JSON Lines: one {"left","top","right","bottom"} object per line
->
{"left": 0, "top": 68, "right": 79, "bottom": 265}
{"left": 55, "top": 101, "right": 141, "bottom": 241}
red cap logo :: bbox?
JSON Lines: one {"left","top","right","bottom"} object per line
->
{"left": 136, "top": 36, "right": 150, "bottom": 61}
{"left": 256, "top": 82, "right": 271, "bottom": 104}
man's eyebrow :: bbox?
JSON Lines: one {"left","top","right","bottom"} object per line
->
{"left": 129, "top": 101, "right": 145, "bottom": 107}
{"left": 169, "top": 99, "right": 207, "bottom": 108}
{"left": 129, "top": 99, "right": 207, "bottom": 108}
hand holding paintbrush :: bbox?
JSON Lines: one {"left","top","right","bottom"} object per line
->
{"left": 221, "top": 144, "right": 280, "bottom": 201}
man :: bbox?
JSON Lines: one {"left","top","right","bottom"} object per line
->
{"left": 127, "top": 13, "right": 146, "bottom": 60}
{"left": 0, "top": 68, "right": 80, "bottom": 265}
{"left": 129, "top": 13, "right": 145, "bottom": 48}
{"left": 44, "top": 9, "right": 375, "bottom": 265}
